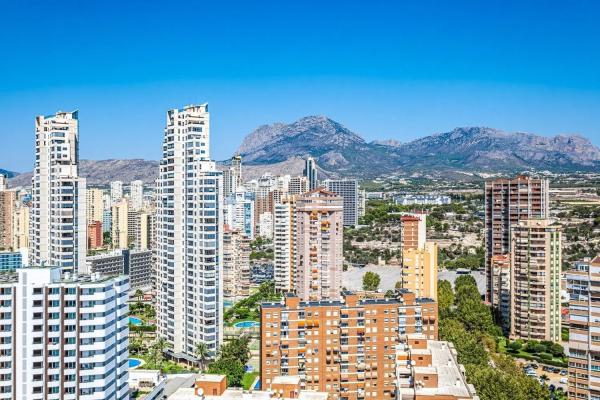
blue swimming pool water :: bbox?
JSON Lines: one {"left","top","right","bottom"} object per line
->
{"left": 129, "top": 316, "right": 143, "bottom": 326}
{"left": 254, "top": 379, "right": 261, "bottom": 389}
{"left": 128, "top": 358, "right": 142, "bottom": 368}
{"left": 234, "top": 321, "right": 260, "bottom": 328}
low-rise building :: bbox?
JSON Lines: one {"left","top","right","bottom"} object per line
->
{"left": 395, "top": 334, "right": 479, "bottom": 400}
{"left": 86, "top": 249, "right": 153, "bottom": 290}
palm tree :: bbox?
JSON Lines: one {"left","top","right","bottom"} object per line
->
{"left": 134, "top": 289, "right": 144, "bottom": 302}
{"left": 195, "top": 342, "right": 210, "bottom": 371}
{"left": 151, "top": 337, "right": 167, "bottom": 370}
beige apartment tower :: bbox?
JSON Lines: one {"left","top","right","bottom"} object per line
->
{"left": 295, "top": 188, "right": 344, "bottom": 301}
{"left": 111, "top": 198, "right": 129, "bottom": 249}
{"left": 86, "top": 187, "right": 104, "bottom": 224}
{"left": 510, "top": 219, "right": 561, "bottom": 341}
{"left": 485, "top": 175, "right": 549, "bottom": 327}
{"left": 273, "top": 195, "right": 297, "bottom": 292}
{"left": 401, "top": 241, "right": 438, "bottom": 300}
{"left": 222, "top": 227, "right": 251, "bottom": 302}
{"left": 0, "top": 189, "right": 16, "bottom": 250}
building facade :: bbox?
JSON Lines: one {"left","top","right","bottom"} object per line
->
{"left": 30, "top": 111, "right": 87, "bottom": 273}
{"left": 401, "top": 241, "right": 438, "bottom": 300}
{"left": 485, "top": 175, "right": 549, "bottom": 327}
{"left": 510, "top": 219, "right": 561, "bottom": 341}
{"left": 274, "top": 197, "right": 296, "bottom": 292}
{"left": 260, "top": 290, "right": 438, "bottom": 399}
{"left": 130, "top": 180, "right": 144, "bottom": 211}
{"left": 304, "top": 157, "right": 318, "bottom": 191}
{"left": 86, "top": 249, "right": 153, "bottom": 290}
{"left": 567, "top": 256, "right": 600, "bottom": 400}
{"left": 223, "top": 191, "right": 254, "bottom": 239}
{"left": 156, "top": 104, "right": 224, "bottom": 357}
{"left": 0, "top": 188, "right": 16, "bottom": 250}
{"left": 110, "top": 181, "right": 123, "bottom": 206}
{"left": 2, "top": 267, "right": 129, "bottom": 400}
{"left": 0, "top": 251, "right": 22, "bottom": 270}
{"left": 324, "top": 179, "right": 359, "bottom": 227}
{"left": 400, "top": 213, "right": 426, "bottom": 251}
{"left": 111, "top": 198, "right": 129, "bottom": 249}
{"left": 86, "top": 188, "right": 104, "bottom": 224}
{"left": 222, "top": 228, "right": 251, "bottom": 302}
{"left": 295, "top": 189, "right": 344, "bottom": 301}
{"left": 87, "top": 220, "right": 103, "bottom": 249}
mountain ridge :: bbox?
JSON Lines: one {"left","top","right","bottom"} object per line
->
{"left": 5, "top": 117, "right": 600, "bottom": 186}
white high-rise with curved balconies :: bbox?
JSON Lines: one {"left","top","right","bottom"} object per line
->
{"left": 156, "top": 104, "right": 223, "bottom": 357}
{"left": 30, "top": 111, "right": 86, "bottom": 273}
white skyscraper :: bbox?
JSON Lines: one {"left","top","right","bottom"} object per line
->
{"left": 110, "top": 181, "right": 123, "bottom": 205}
{"left": 30, "top": 111, "right": 87, "bottom": 273}
{"left": 156, "top": 104, "right": 224, "bottom": 357}
{"left": 4, "top": 267, "right": 129, "bottom": 400}
{"left": 130, "top": 180, "right": 144, "bottom": 211}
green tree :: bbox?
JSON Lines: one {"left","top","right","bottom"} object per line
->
{"left": 439, "top": 318, "right": 488, "bottom": 366}
{"left": 208, "top": 357, "right": 245, "bottom": 387}
{"left": 362, "top": 271, "right": 381, "bottom": 291}
{"left": 134, "top": 289, "right": 143, "bottom": 302}
{"left": 438, "top": 280, "right": 454, "bottom": 314}
{"left": 454, "top": 274, "right": 478, "bottom": 292}
{"left": 195, "top": 342, "right": 210, "bottom": 371}
{"left": 219, "top": 336, "right": 251, "bottom": 366}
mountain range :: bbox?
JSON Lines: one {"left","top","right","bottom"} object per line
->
{"left": 5, "top": 116, "right": 600, "bottom": 186}
{"left": 237, "top": 116, "right": 600, "bottom": 178}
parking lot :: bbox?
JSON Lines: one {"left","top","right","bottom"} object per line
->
{"left": 517, "top": 359, "right": 568, "bottom": 393}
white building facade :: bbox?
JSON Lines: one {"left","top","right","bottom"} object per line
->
{"left": 156, "top": 104, "right": 223, "bottom": 357}
{"left": 130, "top": 180, "right": 144, "bottom": 211}
{"left": 3, "top": 267, "right": 129, "bottom": 400}
{"left": 30, "top": 111, "right": 87, "bottom": 273}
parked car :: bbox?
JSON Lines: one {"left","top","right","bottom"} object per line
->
{"left": 559, "top": 377, "right": 568, "bottom": 384}
{"left": 560, "top": 370, "right": 567, "bottom": 376}
{"left": 542, "top": 366, "right": 552, "bottom": 372}
{"left": 526, "top": 370, "right": 537, "bottom": 377}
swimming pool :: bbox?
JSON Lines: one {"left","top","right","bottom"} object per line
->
{"left": 128, "top": 358, "right": 142, "bottom": 369}
{"left": 129, "top": 316, "right": 143, "bottom": 326}
{"left": 234, "top": 321, "right": 260, "bottom": 328}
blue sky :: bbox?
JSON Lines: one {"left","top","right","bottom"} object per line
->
{"left": 1, "top": 0, "right": 600, "bottom": 172}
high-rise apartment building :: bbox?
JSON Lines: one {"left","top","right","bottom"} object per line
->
{"left": 324, "top": 179, "right": 359, "bottom": 226}
{"left": 111, "top": 198, "right": 129, "bottom": 249}
{"left": 400, "top": 213, "right": 426, "bottom": 251}
{"left": 30, "top": 111, "right": 87, "bottom": 273}
{"left": 156, "top": 104, "right": 224, "bottom": 357}
{"left": 357, "top": 189, "right": 366, "bottom": 219}
{"left": 259, "top": 211, "right": 274, "bottom": 239}
{"left": 567, "top": 256, "right": 600, "bottom": 400}
{"left": 87, "top": 220, "right": 103, "bottom": 249}
{"left": 260, "top": 290, "right": 438, "bottom": 399}
{"left": 401, "top": 241, "right": 438, "bottom": 300}
{"left": 12, "top": 202, "right": 29, "bottom": 255}
{"left": 223, "top": 191, "right": 254, "bottom": 239}
{"left": 273, "top": 196, "right": 297, "bottom": 292}
{"left": 110, "top": 181, "right": 123, "bottom": 205}
{"left": 0, "top": 175, "right": 5, "bottom": 191}
{"left": 510, "top": 219, "right": 561, "bottom": 341}
{"left": 86, "top": 187, "right": 104, "bottom": 224}
{"left": 289, "top": 176, "right": 308, "bottom": 196}
{"left": 223, "top": 227, "right": 251, "bottom": 302}
{"left": 130, "top": 180, "right": 144, "bottom": 211}
{"left": 304, "top": 156, "right": 318, "bottom": 191}
{"left": 223, "top": 155, "right": 243, "bottom": 197}
{"left": 0, "top": 188, "right": 16, "bottom": 250}
{"left": 3, "top": 267, "right": 129, "bottom": 400}
{"left": 295, "top": 189, "right": 343, "bottom": 301}
{"left": 485, "top": 175, "right": 549, "bottom": 326}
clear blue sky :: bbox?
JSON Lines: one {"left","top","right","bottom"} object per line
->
{"left": 2, "top": 0, "right": 600, "bottom": 172}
